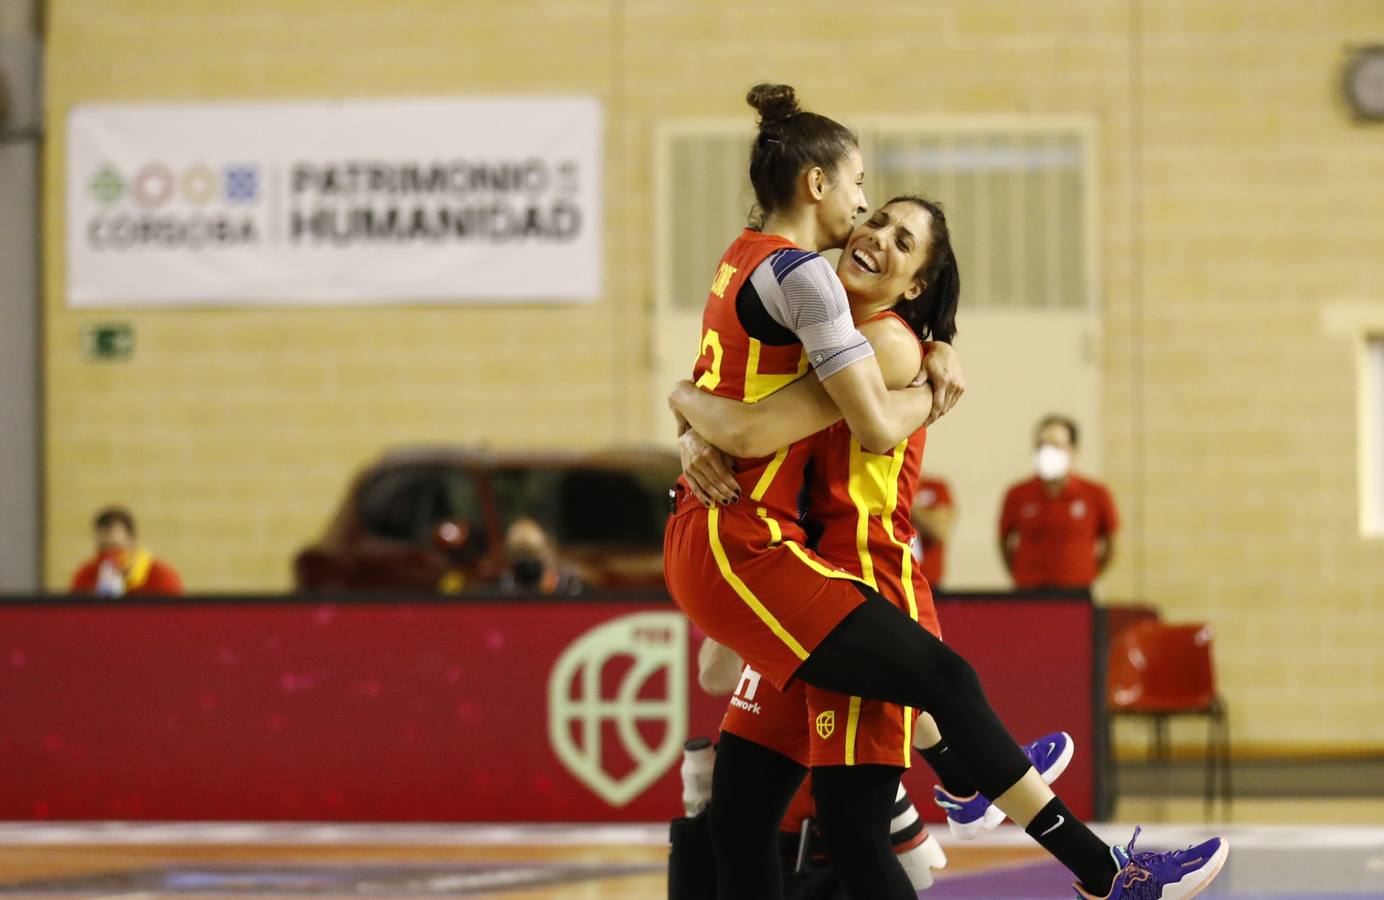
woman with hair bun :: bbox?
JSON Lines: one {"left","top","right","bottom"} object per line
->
{"left": 664, "top": 84, "right": 1228, "bottom": 900}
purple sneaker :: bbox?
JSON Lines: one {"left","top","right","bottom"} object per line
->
{"left": 933, "top": 730, "right": 1075, "bottom": 839}
{"left": 1074, "top": 827, "right": 1230, "bottom": 900}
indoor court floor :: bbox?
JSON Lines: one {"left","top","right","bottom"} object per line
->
{"left": 0, "top": 800, "right": 1381, "bottom": 899}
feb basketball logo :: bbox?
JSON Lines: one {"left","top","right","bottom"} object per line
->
{"left": 547, "top": 612, "right": 688, "bottom": 807}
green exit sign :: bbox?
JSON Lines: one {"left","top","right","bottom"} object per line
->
{"left": 83, "top": 323, "right": 135, "bottom": 362}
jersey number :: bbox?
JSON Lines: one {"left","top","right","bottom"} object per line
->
{"left": 694, "top": 329, "right": 723, "bottom": 391}
{"left": 710, "top": 263, "right": 737, "bottom": 298}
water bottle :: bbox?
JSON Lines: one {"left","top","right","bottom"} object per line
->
{"left": 679, "top": 737, "right": 714, "bottom": 816}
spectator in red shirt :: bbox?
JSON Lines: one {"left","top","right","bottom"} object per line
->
{"left": 69, "top": 506, "right": 184, "bottom": 597}
{"left": 910, "top": 475, "right": 955, "bottom": 588}
{"left": 998, "top": 415, "right": 1118, "bottom": 590}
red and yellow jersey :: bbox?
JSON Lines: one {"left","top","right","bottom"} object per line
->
{"left": 803, "top": 312, "right": 940, "bottom": 639}
{"left": 678, "top": 229, "right": 814, "bottom": 535}
{"left": 69, "top": 549, "right": 185, "bottom": 597}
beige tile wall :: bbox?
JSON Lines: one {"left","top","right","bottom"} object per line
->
{"left": 44, "top": 0, "right": 1384, "bottom": 751}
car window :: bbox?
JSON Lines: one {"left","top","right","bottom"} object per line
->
{"left": 437, "top": 469, "right": 488, "bottom": 556}
{"left": 491, "top": 465, "right": 673, "bottom": 548}
{"left": 357, "top": 466, "right": 438, "bottom": 542}
{"left": 489, "top": 467, "right": 563, "bottom": 535}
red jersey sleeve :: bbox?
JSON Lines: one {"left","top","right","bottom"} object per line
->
{"left": 69, "top": 560, "right": 99, "bottom": 593}
{"left": 143, "top": 561, "right": 185, "bottom": 596}
{"left": 1095, "top": 483, "right": 1120, "bottom": 536}
{"left": 998, "top": 484, "right": 1021, "bottom": 538}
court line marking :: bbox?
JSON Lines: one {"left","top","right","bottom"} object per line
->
{"left": 944, "top": 823, "right": 1384, "bottom": 850}
{"left": 0, "top": 822, "right": 671, "bottom": 847}
{"left": 0, "top": 821, "right": 1381, "bottom": 849}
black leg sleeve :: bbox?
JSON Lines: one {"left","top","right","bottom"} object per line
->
{"left": 811, "top": 765, "right": 916, "bottom": 900}
{"left": 707, "top": 731, "right": 808, "bottom": 900}
{"left": 795, "top": 588, "right": 1031, "bottom": 801}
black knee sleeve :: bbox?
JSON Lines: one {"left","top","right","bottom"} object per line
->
{"left": 922, "top": 640, "right": 980, "bottom": 697}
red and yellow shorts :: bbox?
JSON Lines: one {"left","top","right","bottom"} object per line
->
{"left": 664, "top": 496, "right": 866, "bottom": 691}
{"left": 667, "top": 492, "right": 941, "bottom": 770}
{"left": 719, "top": 658, "right": 919, "bottom": 770}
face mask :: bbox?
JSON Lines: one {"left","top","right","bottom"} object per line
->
{"left": 511, "top": 557, "right": 546, "bottom": 587}
{"left": 1035, "top": 444, "right": 1071, "bottom": 481}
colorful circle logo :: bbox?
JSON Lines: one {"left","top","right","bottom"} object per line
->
{"left": 88, "top": 165, "right": 125, "bottom": 204}
{"left": 133, "top": 163, "right": 176, "bottom": 209}
{"left": 87, "top": 162, "right": 263, "bottom": 207}
{"left": 179, "top": 164, "right": 218, "bottom": 205}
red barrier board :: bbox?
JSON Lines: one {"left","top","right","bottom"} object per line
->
{"left": 919, "top": 596, "right": 1097, "bottom": 821}
{"left": 0, "top": 595, "right": 1094, "bottom": 822}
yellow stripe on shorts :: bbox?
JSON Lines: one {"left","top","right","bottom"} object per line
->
{"left": 902, "top": 706, "right": 914, "bottom": 768}
{"left": 845, "top": 695, "right": 862, "bottom": 765}
{"left": 706, "top": 506, "right": 809, "bottom": 661}
{"left": 756, "top": 507, "right": 783, "bottom": 546}
{"left": 782, "top": 540, "right": 860, "bottom": 582}
{"left": 748, "top": 446, "right": 789, "bottom": 502}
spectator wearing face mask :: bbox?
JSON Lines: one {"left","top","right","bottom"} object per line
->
{"left": 498, "top": 517, "right": 582, "bottom": 596}
{"left": 998, "top": 415, "right": 1119, "bottom": 590}
{"left": 69, "top": 506, "right": 184, "bottom": 597}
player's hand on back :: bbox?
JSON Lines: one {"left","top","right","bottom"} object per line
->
{"left": 917, "top": 341, "right": 966, "bottom": 426}
{"left": 679, "top": 429, "right": 740, "bottom": 507}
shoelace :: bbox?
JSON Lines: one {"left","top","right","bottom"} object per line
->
{"left": 1124, "top": 826, "right": 1205, "bottom": 870}
{"left": 1115, "top": 831, "right": 1162, "bottom": 900}
{"left": 1075, "top": 827, "right": 1201, "bottom": 900}
{"left": 1112, "top": 826, "right": 1210, "bottom": 900}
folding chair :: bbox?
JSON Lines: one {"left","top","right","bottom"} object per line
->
{"left": 1108, "top": 621, "right": 1231, "bottom": 815}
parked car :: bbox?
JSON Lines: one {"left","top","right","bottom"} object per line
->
{"left": 294, "top": 447, "right": 681, "bottom": 593}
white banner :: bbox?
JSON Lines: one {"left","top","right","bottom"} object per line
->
{"left": 66, "top": 98, "right": 602, "bottom": 306}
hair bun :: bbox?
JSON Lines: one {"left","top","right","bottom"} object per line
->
{"left": 746, "top": 83, "right": 801, "bottom": 126}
